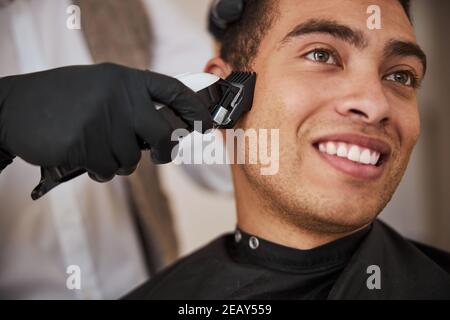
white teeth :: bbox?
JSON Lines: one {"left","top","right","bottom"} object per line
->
{"left": 370, "top": 151, "right": 381, "bottom": 165}
{"left": 347, "top": 145, "right": 360, "bottom": 162}
{"left": 336, "top": 143, "right": 348, "bottom": 157}
{"left": 317, "top": 141, "right": 382, "bottom": 166}
{"left": 359, "top": 148, "right": 372, "bottom": 164}
{"left": 319, "top": 143, "right": 326, "bottom": 152}
{"left": 326, "top": 142, "right": 337, "bottom": 155}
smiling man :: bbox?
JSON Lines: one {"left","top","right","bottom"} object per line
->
{"left": 126, "top": 0, "right": 450, "bottom": 299}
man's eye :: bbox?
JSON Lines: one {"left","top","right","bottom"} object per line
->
{"left": 384, "top": 71, "right": 418, "bottom": 88}
{"left": 304, "top": 48, "right": 338, "bottom": 65}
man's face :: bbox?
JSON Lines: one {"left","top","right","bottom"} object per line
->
{"left": 234, "top": 0, "right": 425, "bottom": 233}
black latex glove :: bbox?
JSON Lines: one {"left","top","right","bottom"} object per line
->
{"left": 0, "top": 63, "right": 212, "bottom": 181}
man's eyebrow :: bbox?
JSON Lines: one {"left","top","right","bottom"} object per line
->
{"left": 383, "top": 39, "right": 427, "bottom": 75}
{"left": 279, "top": 19, "right": 368, "bottom": 49}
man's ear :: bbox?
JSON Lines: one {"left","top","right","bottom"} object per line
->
{"left": 204, "top": 57, "right": 232, "bottom": 79}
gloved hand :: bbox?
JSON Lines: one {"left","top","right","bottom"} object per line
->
{"left": 0, "top": 63, "right": 212, "bottom": 181}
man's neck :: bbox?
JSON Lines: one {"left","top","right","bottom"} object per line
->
{"left": 233, "top": 169, "right": 364, "bottom": 250}
{"left": 236, "top": 210, "right": 363, "bottom": 250}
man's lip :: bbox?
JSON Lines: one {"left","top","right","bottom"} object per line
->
{"left": 312, "top": 133, "right": 392, "bottom": 157}
{"left": 311, "top": 133, "right": 392, "bottom": 180}
{"left": 314, "top": 149, "right": 386, "bottom": 180}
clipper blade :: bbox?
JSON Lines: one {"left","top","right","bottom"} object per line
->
{"left": 209, "top": 71, "right": 256, "bottom": 128}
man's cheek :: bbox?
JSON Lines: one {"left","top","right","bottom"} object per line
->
{"left": 409, "top": 111, "right": 421, "bottom": 148}
{"left": 281, "top": 75, "right": 342, "bottom": 120}
{"left": 398, "top": 108, "right": 421, "bottom": 155}
{"left": 244, "top": 88, "right": 285, "bottom": 129}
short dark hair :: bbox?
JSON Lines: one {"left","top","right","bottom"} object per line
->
{"left": 214, "top": 0, "right": 411, "bottom": 70}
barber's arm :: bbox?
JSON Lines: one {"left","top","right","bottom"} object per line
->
{"left": 0, "top": 63, "right": 212, "bottom": 181}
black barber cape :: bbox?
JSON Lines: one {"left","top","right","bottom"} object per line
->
{"left": 125, "top": 220, "right": 450, "bottom": 299}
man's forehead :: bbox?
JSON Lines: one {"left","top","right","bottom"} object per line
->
{"left": 271, "top": 0, "right": 416, "bottom": 43}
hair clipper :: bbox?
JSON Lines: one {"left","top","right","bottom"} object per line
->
{"left": 30, "top": 71, "right": 256, "bottom": 200}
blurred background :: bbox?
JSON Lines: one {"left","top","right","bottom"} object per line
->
{"left": 0, "top": 0, "right": 449, "bottom": 299}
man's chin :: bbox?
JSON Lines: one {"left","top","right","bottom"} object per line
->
{"left": 282, "top": 195, "right": 383, "bottom": 234}
{"left": 294, "top": 212, "right": 376, "bottom": 235}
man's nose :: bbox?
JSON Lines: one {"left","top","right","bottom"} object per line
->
{"left": 334, "top": 77, "right": 390, "bottom": 126}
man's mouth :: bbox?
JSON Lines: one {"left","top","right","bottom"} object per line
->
{"left": 312, "top": 133, "right": 391, "bottom": 180}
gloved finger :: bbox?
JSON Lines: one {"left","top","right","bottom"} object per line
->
{"left": 114, "top": 151, "right": 140, "bottom": 175}
{"left": 83, "top": 126, "right": 120, "bottom": 182}
{"left": 85, "top": 152, "right": 118, "bottom": 182}
{"left": 133, "top": 88, "right": 183, "bottom": 162}
{"left": 116, "top": 165, "right": 138, "bottom": 176}
{"left": 146, "top": 116, "right": 180, "bottom": 164}
{"left": 109, "top": 119, "right": 142, "bottom": 174}
{"left": 88, "top": 171, "right": 115, "bottom": 183}
{"left": 0, "top": 147, "right": 14, "bottom": 172}
{"left": 141, "top": 71, "right": 213, "bottom": 132}
{"left": 149, "top": 105, "right": 194, "bottom": 163}
{"left": 150, "top": 139, "right": 179, "bottom": 164}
